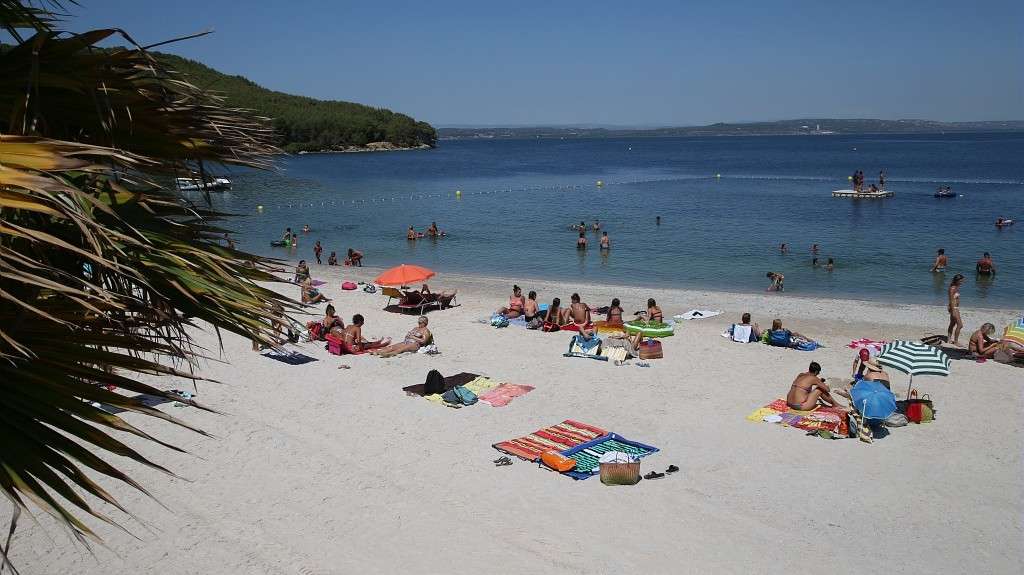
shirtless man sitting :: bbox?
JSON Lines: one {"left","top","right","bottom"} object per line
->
{"left": 567, "top": 293, "right": 591, "bottom": 328}
{"left": 339, "top": 314, "right": 389, "bottom": 352}
{"left": 786, "top": 362, "right": 842, "bottom": 411}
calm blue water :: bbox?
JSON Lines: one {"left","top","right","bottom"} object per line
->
{"left": 200, "top": 133, "right": 1023, "bottom": 307}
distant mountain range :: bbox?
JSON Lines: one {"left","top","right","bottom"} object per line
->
{"left": 438, "top": 119, "right": 1024, "bottom": 140}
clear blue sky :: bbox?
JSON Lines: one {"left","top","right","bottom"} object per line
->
{"left": 62, "top": 0, "right": 1022, "bottom": 126}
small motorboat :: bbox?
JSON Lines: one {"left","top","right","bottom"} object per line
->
{"left": 176, "top": 176, "right": 231, "bottom": 191}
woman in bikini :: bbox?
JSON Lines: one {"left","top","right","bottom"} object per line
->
{"left": 576, "top": 232, "right": 587, "bottom": 250}
{"left": 606, "top": 298, "right": 624, "bottom": 325}
{"left": 373, "top": 316, "right": 432, "bottom": 357}
{"left": 306, "top": 304, "right": 343, "bottom": 340}
{"left": 968, "top": 323, "right": 999, "bottom": 358}
{"left": 496, "top": 285, "right": 526, "bottom": 318}
{"left": 947, "top": 274, "right": 964, "bottom": 346}
{"left": 340, "top": 314, "right": 389, "bottom": 352}
{"left": 645, "top": 298, "right": 663, "bottom": 323}
{"left": 786, "top": 362, "right": 842, "bottom": 411}
{"left": 543, "top": 297, "right": 565, "bottom": 331}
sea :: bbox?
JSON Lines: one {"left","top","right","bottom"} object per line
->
{"left": 197, "top": 132, "right": 1023, "bottom": 308}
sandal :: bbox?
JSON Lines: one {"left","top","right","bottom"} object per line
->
{"left": 665, "top": 465, "right": 679, "bottom": 474}
{"left": 643, "top": 471, "right": 665, "bottom": 480}
{"left": 492, "top": 456, "right": 511, "bottom": 464}
{"left": 495, "top": 459, "right": 512, "bottom": 467}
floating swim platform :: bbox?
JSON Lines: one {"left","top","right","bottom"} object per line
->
{"left": 623, "top": 320, "right": 674, "bottom": 338}
{"left": 831, "top": 189, "right": 895, "bottom": 199}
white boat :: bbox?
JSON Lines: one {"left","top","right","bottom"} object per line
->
{"left": 176, "top": 176, "right": 232, "bottom": 191}
{"left": 831, "top": 189, "right": 894, "bottom": 199}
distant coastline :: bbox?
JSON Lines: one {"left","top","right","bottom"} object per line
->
{"left": 295, "top": 142, "right": 433, "bottom": 154}
{"left": 438, "top": 119, "right": 1024, "bottom": 140}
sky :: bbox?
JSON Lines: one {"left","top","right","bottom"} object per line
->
{"left": 51, "top": 0, "right": 1024, "bottom": 126}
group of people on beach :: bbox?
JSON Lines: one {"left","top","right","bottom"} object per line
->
{"left": 928, "top": 248, "right": 999, "bottom": 349}
{"left": 494, "top": 284, "right": 663, "bottom": 337}
{"left": 302, "top": 304, "right": 433, "bottom": 358}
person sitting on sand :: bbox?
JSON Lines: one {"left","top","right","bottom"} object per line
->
{"left": 340, "top": 314, "right": 390, "bottom": 352}
{"left": 767, "top": 319, "right": 807, "bottom": 347}
{"left": 328, "top": 251, "right": 338, "bottom": 266}
{"left": 346, "top": 248, "right": 363, "bottom": 267}
{"left": 969, "top": 323, "right": 1000, "bottom": 359}
{"left": 730, "top": 312, "right": 761, "bottom": 342}
{"left": 524, "top": 291, "right": 540, "bottom": 322}
{"left": 767, "top": 271, "right": 784, "bottom": 291}
{"left": 294, "top": 260, "right": 310, "bottom": 283}
{"left": 599, "top": 231, "right": 610, "bottom": 250}
{"left": 306, "top": 304, "right": 343, "bottom": 340}
{"left": 643, "top": 298, "right": 663, "bottom": 323}
{"left": 931, "top": 248, "right": 947, "bottom": 272}
{"left": 786, "top": 362, "right": 842, "bottom": 411}
{"left": 407, "top": 226, "right": 417, "bottom": 240}
{"left": 976, "top": 252, "right": 996, "bottom": 275}
{"left": 606, "top": 298, "right": 624, "bottom": 325}
{"left": 496, "top": 285, "right": 526, "bottom": 318}
{"left": 300, "top": 277, "right": 330, "bottom": 304}
{"left": 543, "top": 297, "right": 566, "bottom": 331}
{"left": 851, "top": 349, "right": 892, "bottom": 387}
{"left": 372, "top": 316, "right": 432, "bottom": 357}
{"left": 576, "top": 232, "right": 587, "bottom": 250}
{"left": 568, "top": 293, "right": 591, "bottom": 328}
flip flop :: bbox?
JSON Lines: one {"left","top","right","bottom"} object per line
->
{"left": 643, "top": 471, "right": 665, "bottom": 480}
{"left": 495, "top": 459, "right": 512, "bottom": 467}
{"left": 492, "top": 456, "right": 511, "bottom": 464}
{"left": 665, "top": 465, "right": 679, "bottom": 474}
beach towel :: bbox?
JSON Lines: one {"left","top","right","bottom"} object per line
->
{"left": 310, "top": 279, "right": 326, "bottom": 287}
{"left": 731, "top": 324, "right": 753, "bottom": 343}
{"left": 262, "top": 350, "right": 318, "bottom": 365}
{"left": 847, "top": 338, "right": 887, "bottom": 355}
{"left": 746, "top": 399, "right": 849, "bottom": 437}
{"left": 477, "top": 383, "right": 536, "bottom": 407}
{"left": 493, "top": 420, "right": 608, "bottom": 461}
{"left": 425, "top": 376, "right": 501, "bottom": 406}
{"left": 675, "top": 309, "right": 722, "bottom": 321}
{"left": 559, "top": 433, "right": 660, "bottom": 480}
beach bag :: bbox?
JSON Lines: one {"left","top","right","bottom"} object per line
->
{"left": 490, "top": 314, "right": 509, "bottom": 328}
{"left": 769, "top": 329, "right": 792, "bottom": 347}
{"left": 905, "top": 394, "right": 934, "bottom": 423}
{"left": 442, "top": 385, "right": 478, "bottom": 406}
{"left": 527, "top": 317, "right": 544, "bottom": 330}
{"left": 424, "top": 369, "right": 445, "bottom": 395}
{"left": 325, "top": 333, "right": 343, "bottom": 355}
{"left": 308, "top": 322, "right": 324, "bottom": 342}
{"left": 638, "top": 339, "right": 663, "bottom": 360}
{"left": 341, "top": 281, "right": 357, "bottom": 290}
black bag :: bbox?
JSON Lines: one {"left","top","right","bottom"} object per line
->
{"left": 424, "top": 369, "right": 445, "bottom": 395}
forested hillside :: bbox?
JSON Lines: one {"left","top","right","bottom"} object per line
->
{"left": 157, "top": 53, "right": 437, "bottom": 153}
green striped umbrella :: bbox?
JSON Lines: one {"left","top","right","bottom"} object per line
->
{"left": 876, "top": 340, "right": 951, "bottom": 400}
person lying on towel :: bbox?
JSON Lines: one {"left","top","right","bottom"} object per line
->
{"left": 372, "top": 316, "right": 432, "bottom": 358}
{"left": 786, "top": 362, "right": 843, "bottom": 411}
{"left": 339, "top": 314, "right": 389, "bottom": 352}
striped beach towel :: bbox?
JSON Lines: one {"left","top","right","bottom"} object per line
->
{"left": 493, "top": 420, "right": 608, "bottom": 461}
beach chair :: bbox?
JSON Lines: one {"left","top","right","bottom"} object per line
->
{"left": 380, "top": 286, "right": 403, "bottom": 308}
{"left": 398, "top": 290, "right": 434, "bottom": 315}
{"left": 425, "top": 290, "right": 458, "bottom": 310}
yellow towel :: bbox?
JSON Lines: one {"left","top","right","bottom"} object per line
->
{"left": 746, "top": 407, "right": 778, "bottom": 422}
{"left": 424, "top": 377, "right": 501, "bottom": 405}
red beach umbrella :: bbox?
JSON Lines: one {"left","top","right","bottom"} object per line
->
{"left": 374, "top": 264, "right": 436, "bottom": 287}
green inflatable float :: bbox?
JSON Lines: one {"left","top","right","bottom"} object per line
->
{"left": 623, "top": 320, "right": 674, "bottom": 338}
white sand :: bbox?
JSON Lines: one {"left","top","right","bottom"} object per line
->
{"left": 7, "top": 264, "right": 1022, "bottom": 574}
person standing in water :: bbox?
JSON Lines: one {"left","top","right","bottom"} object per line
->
{"left": 313, "top": 240, "right": 323, "bottom": 265}
{"left": 878, "top": 169, "right": 886, "bottom": 191}
{"left": 407, "top": 225, "right": 417, "bottom": 240}
{"left": 947, "top": 273, "right": 965, "bottom": 346}
{"left": 599, "top": 231, "right": 610, "bottom": 250}
{"left": 656, "top": 215, "right": 661, "bottom": 226}
{"left": 930, "top": 249, "right": 948, "bottom": 272}
{"left": 976, "top": 252, "right": 996, "bottom": 275}
{"left": 825, "top": 258, "right": 834, "bottom": 272}
{"left": 779, "top": 243, "right": 788, "bottom": 253}
{"left": 576, "top": 232, "right": 587, "bottom": 250}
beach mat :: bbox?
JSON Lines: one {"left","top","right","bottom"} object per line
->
{"left": 478, "top": 383, "right": 535, "bottom": 407}
{"left": 262, "top": 350, "right": 318, "bottom": 365}
{"left": 424, "top": 376, "right": 501, "bottom": 406}
{"left": 493, "top": 420, "right": 608, "bottom": 461}
{"left": 560, "top": 433, "right": 660, "bottom": 480}
{"left": 747, "top": 399, "right": 849, "bottom": 437}
{"left": 403, "top": 372, "right": 479, "bottom": 396}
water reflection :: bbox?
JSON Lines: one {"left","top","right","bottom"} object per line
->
{"left": 973, "top": 273, "right": 995, "bottom": 300}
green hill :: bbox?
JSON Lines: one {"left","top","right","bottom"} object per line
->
{"left": 156, "top": 52, "right": 437, "bottom": 153}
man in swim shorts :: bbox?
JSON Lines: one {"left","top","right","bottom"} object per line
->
{"left": 976, "top": 252, "right": 996, "bottom": 275}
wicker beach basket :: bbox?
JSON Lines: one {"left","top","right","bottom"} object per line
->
{"left": 600, "top": 460, "right": 641, "bottom": 485}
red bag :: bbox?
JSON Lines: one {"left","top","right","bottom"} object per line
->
{"left": 906, "top": 401, "right": 924, "bottom": 423}
{"left": 341, "top": 281, "right": 357, "bottom": 290}
{"left": 325, "top": 333, "right": 343, "bottom": 355}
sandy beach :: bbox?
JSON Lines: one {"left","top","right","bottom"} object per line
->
{"left": 7, "top": 264, "right": 1022, "bottom": 574}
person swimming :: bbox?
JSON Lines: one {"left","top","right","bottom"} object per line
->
{"left": 767, "top": 271, "right": 784, "bottom": 291}
{"left": 592, "top": 220, "right": 601, "bottom": 231}
{"left": 779, "top": 243, "right": 788, "bottom": 253}
{"left": 931, "top": 248, "right": 947, "bottom": 272}
{"left": 302, "top": 224, "right": 311, "bottom": 233}
{"left": 825, "top": 258, "right": 834, "bottom": 272}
